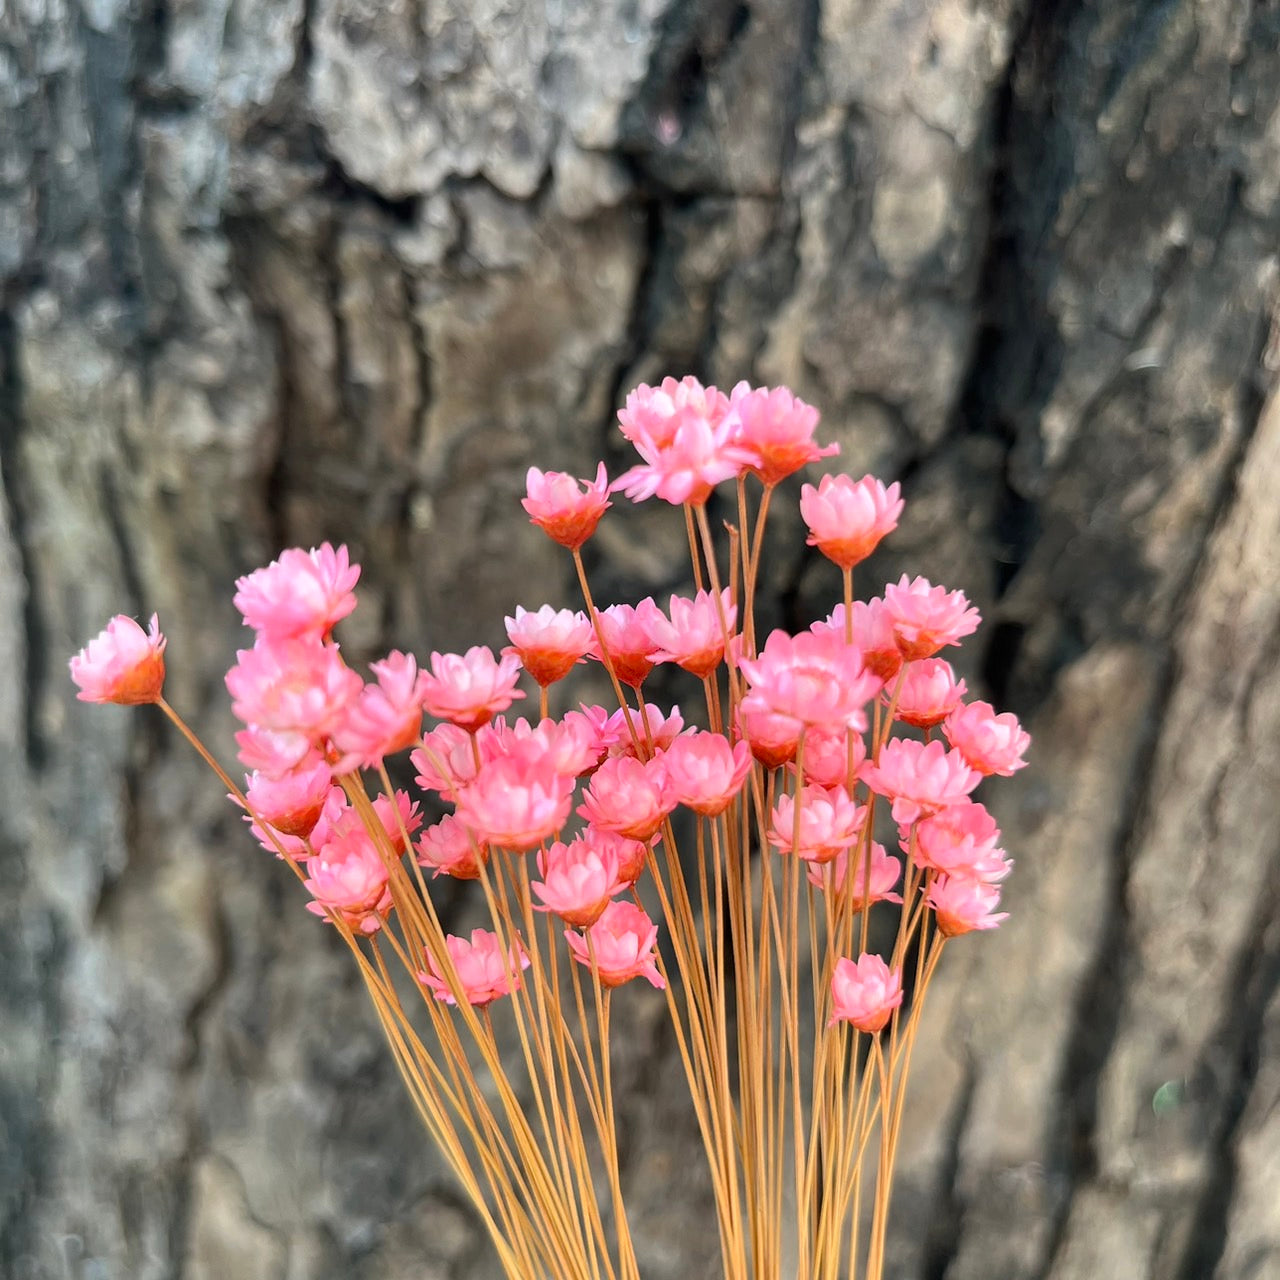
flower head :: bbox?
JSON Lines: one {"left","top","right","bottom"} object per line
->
{"left": 882, "top": 575, "right": 981, "bottom": 661}
{"left": 244, "top": 754, "right": 333, "bottom": 838}
{"left": 577, "top": 755, "right": 673, "bottom": 842}
{"left": 234, "top": 543, "right": 360, "bottom": 641}
{"left": 829, "top": 954, "right": 903, "bottom": 1032}
{"left": 331, "top": 651, "right": 426, "bottom": 771}
{"left": 730, "top": 384, "right": 836, "bottom": 486}
{"left": 808, "top": 841, "right": 902, "bottom": 911}
{"left": 943, "top": 701, "right": 1031, "bottom": 777}
{"left": 592, "top": 603, "right": 659, "bottom": 689}
{"left": 533, "top": 836, "right": 627, "bottom": 927}
{"left": 503, "top": 605, "right": 597, "bottom": 687}
{"left": 565, "top": 901, "right": 666, "bottom": 989}
{"left": 421, "top": 930, "right": 530, "bottom": 1007}
{"left": 523, "top": 464, "right": 611, "bottom": 550}
{"left": 800, "top": 474, "right": 902, "bottom": 569}
{"left": 420, "top": 646, "right": 525, "bottom": 731}
{"left": 70, "top": 614, "right": 167, "bottom": 705}
{"left": 860, "top": 738, "right": 982, "bottom": 826}
{"left": 769, "top": 784, "right": 867, "bottom": 863}
{"left": 892, "top": 659, "right": 967, "bottom": 730}
{"left": 303, "top": 825, "right": 392, "bottom": 935}
{"left": 640, "top": 589, "right": 736, "bottom": 678}
{"left": 926, "top": 875, "right": 1008, "bottom": 937}
{"left": 618, "top": 377, "right": 730, "bottom": 451}
{"left": 912, "top": 800, "right": 1008, "bottom": 880}
{"left": 225, "top": 638, "right": 363, "bottom": 740}
{"left": 661, "top": 732, "right": 752, "bottom": 817}
{"left": 415, "top": 814, "right": 490, "bottom": 880}
{"left": 738, "top": 629, "right": 878, "bottom": 732}
{"left": 456, "top": 752, "right": 574, "bottom": 851}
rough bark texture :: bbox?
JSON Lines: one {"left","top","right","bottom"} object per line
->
{"left": 3, "top": 0, "right": 1279, "bottom": 1277}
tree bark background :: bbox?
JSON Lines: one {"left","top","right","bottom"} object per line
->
{"left": 3, "top": 0, "right": 1279, "bottom": 1277}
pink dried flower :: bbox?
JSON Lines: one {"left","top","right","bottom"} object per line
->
{"left": 829, "top": 953, "right": 904, "bottom": 1032}
{"left": 565, "top": 901, "right": 666, "bottom": 990}
{"left": 613, "top": 382, "right": 750, "bottom": 506}
{"left": 243, "top": 754, "right": 333, "bottom": 838}
{"left": 892, "top": 659, "right": 967, "bottom": 729}
{"left": 233, "top": 543, "right": 360, "bottom": 640}
{"left": 411, "top": 723, "right": 481, "bottom": 797}
{"left": 303, "top": 825, "right": 392, "bottom": 935}
{"left": 369, "top": 790, "right": 424, "bottom": 854}
{"left": 234, "top": 724, "right": 314, "bottom": 777}
{"left": 70, "top": 614, "right": 167, "bottom": 705}
{"left": 882, "top": 575, "right": 981, "bottom": 661}
{"left": 769, "top": 784, "right": 867, "bottom": 864}
{"left": 581, "top": 828, "right": 650, "bottom": 886}
{"left": 927, "top": 875, "right": 1008, "bottom": 937}
{"left": 603, "top": 701, "right": 687, "bottom": 759}
{"left": 861, "top": 738, "right": 982, "bottom": 826}
{"left": 248, "top": 784, "right": 347, "bottom": 861}
{"left": 730, "top": 384, "right": 837, "bottom": 486}
{"left": 943, "top": 700, "right": 1031, "bottom": 777}
{"left": 331, "top": 651, "right": 426, "bottom": 771}
{"left": 415, "top": 814, "right": 490, "bottom": 880}
{"left": 481, "top": 714, "right": 602, "bottom": 779}
{"left": 661, "top": 731, "right": 752, "bottom": 817}
{"left": 522, "top": 463, "right": 612, "bottom": 551}
{"left": 456, "top": 754, "right": 574, "bottom": 851}
{"left": 577, "top": 754, "right": 674, "bottom": 842}
{"left": 816, "top": 600, "right": 901, "bottom": 686}
{"left": 640, "top": 589, "right": 736, "bottom": 678}
{"left": 738, "top": 629, "right": 878, "bottom": 732}
{"left": 808, "top": 841, "right": 902, "bottom": 911}
{"left": 800, "top": 475, "right": 903, "bottom": 569}
{"left": 503, "top": 605, "right": 597, "bottom": 687}
{"left": 735, "top": 700, "right": 802, "bottom": 769}
{"left": 593, "top": 603, "right": 660, "bottom": 689}
{"left": 799, "top": 723, "right": 867, "bottom": 789}
{"left": 617, "top": 376, "right": 730, "bottom": 451}
{"left": 911, "top": 800, "right": 1007, "bottom": 880}
{"left": 421, "top": 929, "right": 530, "bottom": 1007}
{"left": 419, "top": 646, "right": 525, "bottom": 731}
{"left": 225, "top": 638, "right": 363, "bottom": 740}
{"left": 532, "top": 836, "right": 627, "bottom": 928}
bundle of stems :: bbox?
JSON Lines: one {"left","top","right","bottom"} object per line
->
{"left": 74, "top": 378, "right": 1026, "bottom": 1280}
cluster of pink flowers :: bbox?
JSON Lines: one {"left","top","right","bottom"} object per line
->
{"left": 70, "top": 372, "right": 1029, "bottom": 1031}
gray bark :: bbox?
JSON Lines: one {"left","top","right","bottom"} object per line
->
{"left": 3, "top": 0, "right": 1279, "bottom": 1277}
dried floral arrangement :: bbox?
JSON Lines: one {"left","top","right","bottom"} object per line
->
{"left": 71, "top": 377, "right": 1029, "bottom": 1280}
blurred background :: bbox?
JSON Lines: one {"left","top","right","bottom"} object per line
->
{"left": 3, "top": 0, "right": 1280, "bottom": 1277}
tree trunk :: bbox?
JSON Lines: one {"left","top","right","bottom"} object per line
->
{"left": 3, "top": 0, "right": 1279, "bottom": 1277}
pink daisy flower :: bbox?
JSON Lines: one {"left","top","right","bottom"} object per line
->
{"left": 800, "top": 474, "right": 903, "bottom": 569}
{"left": 503, "top": 605, "right": 597, "bottom": 687}
{"left": 860, "top": 737, "right": 982, "bottom": 826}
{"left": 532, "top": 836, "right": 627, "bottom": 928}
{"left": 882, "top": 575, "right": 981, "bottom": 662}
{"left": 661, "top": 731, "right": 752, "bottom": 817}
{"left": 234, "top": 543, "right": 360, "bottom": 640}
{"left": 829, "top": 954, "right": 903, "bottom": 1032}
{"left": 892, "top": 659, "right": 967, "bottom": 730}
{"left": 565, "top": 900, "right": 666, "bottom": 990}
{"left": 640, "top": 588, "right": 736, "bottom": 678}
{"left": 943, "top": 700, "right": 1031, "bottom": 776}
{"left": 419, "top": 646, "right": 525, "bottom": 731}
{"left": 926, "top": 875, "right": 1008, "bottom": 937}
{"left": 420, "top": 929, "right": 530, "bottom": 1007}
{"left": 70, "top": 614, "right": 167, "bottom": 705}
{"left": 415, "top": 814, "right": 489, "bottom": 881}
{"left": 730, "top": 384, "right": 837, "bottom": 486}
{"left": 522, "top": 464, "right": 612, "bottom": 551}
